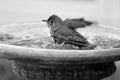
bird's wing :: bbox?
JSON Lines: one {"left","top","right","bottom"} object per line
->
{"left": 64, "top": 18, "right": 95, "bottom": 30}
{"left": 69, "top": 18, "right": 85, "bottom": 22}
{"left": 64, "top": 18, "right": 84, "bottom": 22}
{"left": 64, "top": 19, "right": 86, "bottom": 30}
{"left": 55, "top": 27, "right": 89, "bottom": 45}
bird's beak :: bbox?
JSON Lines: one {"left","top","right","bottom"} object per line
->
{"left": 42, "top": 20, "right": 48, "bottom": 22}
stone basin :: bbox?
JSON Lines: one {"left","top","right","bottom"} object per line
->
{"left": 0, "top": 22, "right": 120, "bottom": 80}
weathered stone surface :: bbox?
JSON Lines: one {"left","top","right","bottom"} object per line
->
{"left": 12, "top": 61, "right": 116, "bottom": 80}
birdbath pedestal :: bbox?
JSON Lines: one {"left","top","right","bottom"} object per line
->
{"left": 13, "top": 60, "right": 116, "bottom": 80}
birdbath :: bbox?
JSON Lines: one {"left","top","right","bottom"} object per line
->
{"left": 0, "top": 23, "right": 120, "bottom": 80}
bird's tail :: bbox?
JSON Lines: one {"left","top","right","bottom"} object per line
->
{"left": 66, "top": 40, "right": 96, "bottom": 50}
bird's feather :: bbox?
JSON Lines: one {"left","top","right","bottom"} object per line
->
{"left": 64, "top": 18, "right": 94, "bottom": 30}
{"left": 53, "top": 26, "right": 89, "bottom": 47}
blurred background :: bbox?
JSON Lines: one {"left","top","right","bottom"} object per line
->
{"left": 0, "top": 0, "right": 120, "bottom": 26}
{"left": 0, "top": 0, "right": 120, "bottom": 80}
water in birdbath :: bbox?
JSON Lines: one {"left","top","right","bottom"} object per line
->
{"left": 0, "top": 23, "right": 120, "bottom": 50}
{"left": 0, "top": 32, "right": 120, "bottom": 50}
{"left": 11, "top": 36, "right": 120, "bottom": 50}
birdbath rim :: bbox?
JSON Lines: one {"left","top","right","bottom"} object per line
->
{"left": 0, "top": 43, "right": 120, "bottom": 64}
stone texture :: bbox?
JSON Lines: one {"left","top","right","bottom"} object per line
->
{"left": 12, "top": 61, "right": 116, "bottom": 80}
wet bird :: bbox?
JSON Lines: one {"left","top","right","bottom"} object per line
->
{"left": 42, "top": 15, "right": 95, "bottom": 48}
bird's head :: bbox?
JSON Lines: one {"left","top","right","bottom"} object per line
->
{"left": 42, "top": 15, "right": 64, "bottom": 30}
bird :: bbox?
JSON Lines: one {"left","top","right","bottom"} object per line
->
{"left": 43, "top": 15, "right": 94, "bottom": 30}
{"left": 42, "top": 15, "right": 95, "bottom": 49}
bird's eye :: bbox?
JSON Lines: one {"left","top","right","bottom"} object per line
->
{"left": 50, "top": 20, "right": 54, "bottom": 25}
